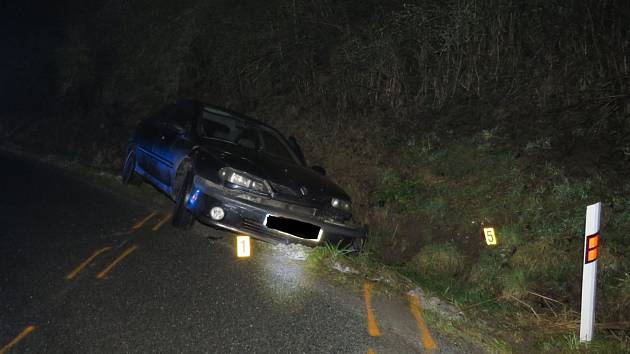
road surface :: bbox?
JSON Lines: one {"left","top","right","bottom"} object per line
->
{"left": 0, "top": 151, "right": 472, "bottom": 353}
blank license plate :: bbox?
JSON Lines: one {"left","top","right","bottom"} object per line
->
{"left": 265, "top": 216, "right": 321, "bottom": 240}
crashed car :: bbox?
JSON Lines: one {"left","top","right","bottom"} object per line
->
{"left": 122, "top": 100, "right": 367, "bottom": 250}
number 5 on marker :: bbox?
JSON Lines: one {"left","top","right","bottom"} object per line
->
{"left": 483, "top": 227, "right": 497, "bottom": 246}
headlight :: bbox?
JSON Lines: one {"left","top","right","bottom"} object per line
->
{"left": 219, "top": 167, "right": 271, "bottom": 195}
{"left": 331, "top": 198, "right": 351, "bottom": 211}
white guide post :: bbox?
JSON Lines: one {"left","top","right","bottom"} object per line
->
{"left": 579, "top": 202, "right": 602, "bottom": 342}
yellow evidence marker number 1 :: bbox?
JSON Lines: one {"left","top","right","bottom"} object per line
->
{"left": 483, "top": 227, "right": 497, "bottom": 246}
{"left": 237, "top": 235, "right": 251, "bottom": 257}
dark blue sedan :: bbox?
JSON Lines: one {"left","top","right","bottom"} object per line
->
{"left": 122, "top": 100, "right": 367, "bottom": 250}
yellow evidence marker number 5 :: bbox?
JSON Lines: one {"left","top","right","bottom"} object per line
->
{"left": 483, "top": 227, "right": 497, "bottom": 246}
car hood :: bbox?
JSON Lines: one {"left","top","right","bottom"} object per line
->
{"left": 197, "top": 140, "right": 350, "bottom": 201}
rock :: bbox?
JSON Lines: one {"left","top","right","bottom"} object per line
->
{"left": 331, "top": 261, "right": 359, "bottom": 274}
{"left": 408, "top": 287, "right": 463, "bottom": 321}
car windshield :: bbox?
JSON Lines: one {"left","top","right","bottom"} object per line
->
{"left": 199, "top": 109, "right": 261, "bottom": 150}
{"left": 198, "top": 108, "right": 298, "bottom": 163}
{"left": 259, "top": 128, "right": 295, "bottom": 162}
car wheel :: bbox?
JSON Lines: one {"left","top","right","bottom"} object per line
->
{"left": 122, "top": 147, "right": 141, "bottom": 185}
{"left": 172, "top": 170, "right": 195, "bottom": 229}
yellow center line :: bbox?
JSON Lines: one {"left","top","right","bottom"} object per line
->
{"left": 363, "top": 281, "right": 381, "bottom": 337}
{"left": 152, "top": 213, "right": 172, "bottom": 231}
{"left": 407, "top": 293, "right": 437, "bottom": 351}
{"left": 132, "top": 211, "right": 157, "bottom": 230}
{"left": 65, "top": 246, "right": 112, "bottom": 280}
{"left": 0, "top": 325, "right": 35, "bottom": 354}
{"left": 96, "top": 245, "right": 138, "bottom": 279}
{"left": 367, "top": 348, "right": 376, "bottom": 354}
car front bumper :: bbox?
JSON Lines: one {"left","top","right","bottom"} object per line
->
{"left": 187, "top": 181, "right": 368, "bottom": 248}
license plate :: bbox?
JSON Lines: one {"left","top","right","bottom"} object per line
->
{"left": 264, "top": 216, "right": 321, "bottom": 240}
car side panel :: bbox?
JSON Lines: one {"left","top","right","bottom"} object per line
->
{"left": 135, "top": 122, "right": 160, "bottom": 179}
{"left": 152, "top": 131, "right": 193, "bottom": 190}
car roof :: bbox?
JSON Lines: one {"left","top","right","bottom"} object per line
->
{"left": 179, "top": 99, "right": 277, "bottom": 131}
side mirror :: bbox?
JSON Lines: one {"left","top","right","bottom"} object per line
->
{"left": 311, "top": 165, "right": 326, "bottom": 176}
{"left": 288, "top": 135, "right": 306, "bottom": 165}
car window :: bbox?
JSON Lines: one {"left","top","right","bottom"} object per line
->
{"left": 172, "top": 102, "right": 197, "bottom": 132}
{"left": 151, "top": 104, "right": 177, "bottom": 125}
{"left": 260, "top": 129, "right": 295, "bottom": 162}
{"left": 153, "top": 103, "right": 194, "bottom": 134}
{"left": 235, "top": 127, "right": 260, "bottom": 149}
{"left": 199, "top": 115, "right": 232, "bottom": 140}
{"left": 199, "top": 110, "right": 260, "bottom": 149}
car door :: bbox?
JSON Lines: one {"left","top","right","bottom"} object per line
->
{"left": 151, "top": 102, "right": 197, "bottom": 190}
{"left": 135, "top": 110, "right": 169, "bottom": 180}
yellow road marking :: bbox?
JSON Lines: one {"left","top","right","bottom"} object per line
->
{"left": 363, "top": 282, "right": 381, "bottom": 337}
{"left": 0, "top": 325, "right": 35, "bottom": 354}
{"left": 367, "top": 348, "right": 376, "bottom": 354}
{"left": 132, "top": 211, "right": 157, "bottom": 230}
{"left": 96, "top": 245, "right": 138, "bottom": 279}
{"left": 408, "top": 293, "right": 437, "bottom": 351}
{"left": 152, "top": 213, "right": 172, "bottom": 231}
{"left": 65, "top": 246, "right": 112, "bottom": 280}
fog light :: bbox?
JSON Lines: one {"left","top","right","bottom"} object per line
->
{"left": 210, "top": 207, "right": 225, "bottom": 220}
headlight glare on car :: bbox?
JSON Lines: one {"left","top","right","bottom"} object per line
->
{"left": 228, "top": 172, "right": 251, "bottom": 186}
{"left": 219, "top": 167, "right": 271, "bottom": 195}
{"left": 331, "top": 198, "right": 350, "bottom": 211}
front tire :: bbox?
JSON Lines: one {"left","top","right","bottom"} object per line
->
{"left": 172, "top": 171, "right": 195, "bottom": 229}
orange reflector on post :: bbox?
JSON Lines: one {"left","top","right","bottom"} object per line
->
{"left": 586, "top": 248, "right": 598, "bottom": 263}
{"left": 584, "top": 233, "right": 600, "bottom": 264}
{"left": 587, "top": 235, "right": 599, "bottom": 250}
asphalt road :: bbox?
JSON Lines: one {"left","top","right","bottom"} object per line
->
{"left": 0, "top": 151, "right": 470, "bottom": 353}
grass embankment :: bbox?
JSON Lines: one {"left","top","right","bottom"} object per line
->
{"left": 305, "top": 129, "right": 630, "bottom": 352}
{"left": 381, "top": 135, "right": 630, "bottom": 352}
{"left": 302, "top": 127, "right": 629, "bottom": 352}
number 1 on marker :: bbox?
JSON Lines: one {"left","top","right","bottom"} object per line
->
{"left": 237, "top": 235, "right": 251, "bottom": 257}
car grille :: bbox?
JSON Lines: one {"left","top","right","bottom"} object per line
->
{"left": 241, "top": 218, "right": 268, "bottom": 235}
{"left": 269, "top": 181, "right": 298, "bottom": 197}
{"left": 286, "top": 203, "right": 317, "bottom": 216}
{"left": 316, "top": 205, "right": 349, "bottom": 222}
